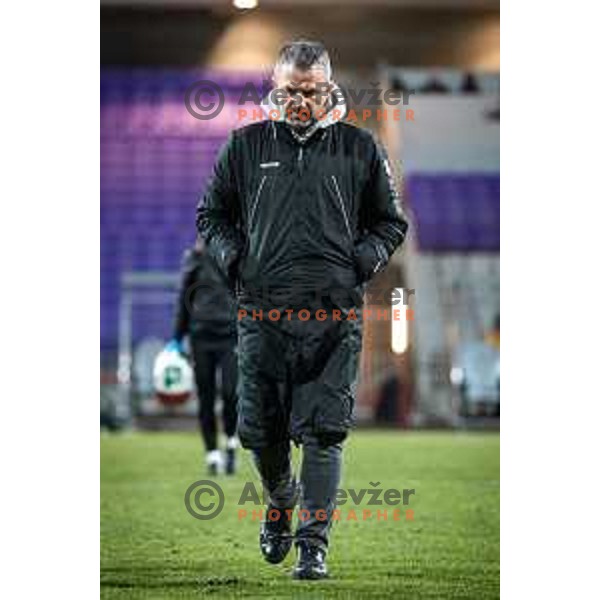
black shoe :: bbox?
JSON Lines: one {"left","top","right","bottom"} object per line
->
{"left": 225, "top": 448, "right": 236, "bottom": 475}
{"left": 292, "top": 541, "right": 328, "bottom": 580}
{"left": 259, "top": 506, "right": 293, "bottom": 564}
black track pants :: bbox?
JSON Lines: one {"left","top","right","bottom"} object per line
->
{"left": 191, "top": 339, "right": 238, "bottom": 452}
{"left": 239, "top": 309, "right": 362, "bottom": 550}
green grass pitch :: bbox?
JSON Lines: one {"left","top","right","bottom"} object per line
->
{"left": 101, "top": 430, "right": 499, "bottom": 598}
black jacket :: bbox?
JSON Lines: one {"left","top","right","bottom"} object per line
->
{"left": 173, "top": 248, "right": 236, "bottom": 345}
{"left": 196, "top": 120, "right": 409, "bottom": 309}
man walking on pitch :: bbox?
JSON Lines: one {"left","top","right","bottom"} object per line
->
{"left": 197, "top": 41, "right": 408, "bottom": 579}
{"left": 167, "top": 236, "right": 239, "bottom": 475}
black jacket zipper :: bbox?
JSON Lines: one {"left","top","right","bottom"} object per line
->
{"left": 248, "top": 175, "right": 266, "bottom": 231}
{"left": 330, "top": 175, "right": 353, "bottom": 242}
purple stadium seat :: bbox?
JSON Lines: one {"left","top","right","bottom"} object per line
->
{"left": 406, "top": 174, "right": 499, "bottom": 252}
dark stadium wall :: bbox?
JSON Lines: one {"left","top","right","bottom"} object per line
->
{"left": 101, "top": 6, "right": 500, "bottom": 70}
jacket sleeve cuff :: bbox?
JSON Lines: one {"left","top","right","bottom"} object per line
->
{"left": 354, "top": 239, "right": 389, "bottom": 283}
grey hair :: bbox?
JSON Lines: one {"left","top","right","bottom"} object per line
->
{"left": 274, "top": 40, "right": 332, "bottom": 79}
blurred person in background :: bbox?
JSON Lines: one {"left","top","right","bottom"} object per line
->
{"left": 166, "top": 236, "right": 238, "bottom": 475}
{"left": 197, "top": 41, "right": 408, "bottom": 579}
{"left": 452, "top": 314, "right": 500, "bottom": 418}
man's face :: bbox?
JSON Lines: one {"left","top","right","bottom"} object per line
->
{"left": 273, "top": 65, "right": 333, "bottom": 129}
